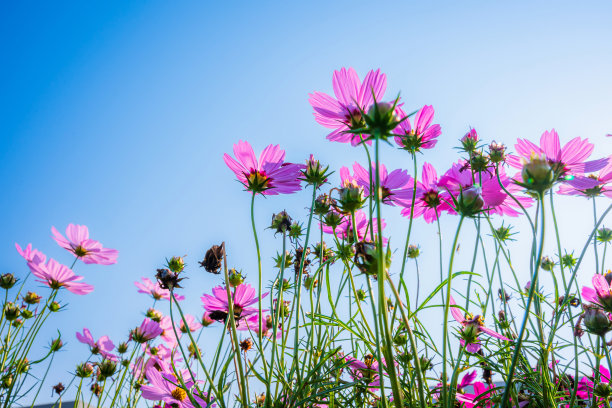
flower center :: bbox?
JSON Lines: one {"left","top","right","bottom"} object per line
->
{"left": 422, "top": 190, "right": 440, "bottom": 208}
{"left": 72, "top": 245, "right": 89, "bottom": 257}
{"left": 246, "top": 171, "right": 271, "bottom": 193}
{"left": 171, "top": 387, "right": 187, "bottom": 401}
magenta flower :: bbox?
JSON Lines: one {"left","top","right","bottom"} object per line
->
{"left": 321, "top": 209, "right": 386, "bottom": 243}
{"left": 308, "top": 67, "right": 387, "bottom": 146}
{"left": 51, "top": 224, "right": 118, "bottom": 265}
{"left": 179, "top": 314, "right": 202, "bottom": 333}
{"left": 450, "top": 295, "right": 511, "bottom": 353}
{"left": 223, "top": 140, "right": 303, "bottom": 195}
{"left": 558, "top": 157, "right": 612, "bottom": 198}
{"left": 237, "top": 313, "right": 281, "bottom": 339}
{"left": 76, "top": 328, "right": 117, "bottom": 361}
{"left": 15, "top": 243, "right": 46, "bottom": 265}
{"left": 345, "top": 354, "right": 397, "bottom": 388}
{"left": 582, "top": 274, "right": 612, "bottom": 313}
{"left": 132, "top": 318, "right": 163, "bottom": 343}
{"left": 140, "top": 367, "right": 209, "bottom": 408}
{"left": 577, "top": 366, "right": 610, "bottom": 401}
{"left": 394, "top": 105, "right": 441, "bottom": 152}
{"left": 28, "top": 258, "right": 94, "bottom": 295}
{"left": 508, "top": 129, "right": 609, "bottom": 189}
{"left": 201, "top": 283, "right": 267, "bottom": 322}
{"left": 439, "top": 160, "right": 533, "bottom": 217}
{"left": 135, "top": 277, "right": 184, "bottom": 302}
{"left": 395, "top": 162, "right": 452, "bottom": 223}
{"left": 350, "top": 162, "right": 411, "bottom": 206}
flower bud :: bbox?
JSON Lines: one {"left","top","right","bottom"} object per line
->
{"left": 201, "top": 312, "right": 215, "bottom": 327}
{"left": 0, "top": 274, "right": 17, "bottom": 290}
{"left": 393, "top": 333, "right": 407, "bottom": 346}
{"left": 50, "top": 337, "right": 63, "bottom": 352}
{"left": 469, "top": 151, "right": 490, "bottom": 172}
{"left": 188, "top": 343, "right": 201, "bottom": 359}
{"left": 21, "top": 309, "right": 33, "bottom": 319}
{"left": 303, "top": 275, "right": 317, "bottom": 290}
{"left": 270, "top": 211, "right": 292, "bottom": 234}
{"left": 488, "top": 141, "right": 506, "bottom": 164}
{"left": 117, "top": 342, "right": 128, "bottom": 354}
{"left": 76, "top": 362, "right": 94, "bottom": 378}
{"left": 494, "top": 225, "right": 513, "bottom": 242}
{"left": 11, "top": 319, "right": 23, "bottom": 328}
{"left": 455, "top": 186, "right": 484, "bottom": 217}
{"left": 200, "top": 244, "right": 224, "bottom": 274}
{"left": 520, "top": 154, "right": 554, "bottom": 194}
{"left": 275, "top": 278, "right": 291, "bottom": 292}
{"left": 314, "top": 194, "right": 334, "bottom": 216}
{"left": 227, "top": 269, "right": 245, "bottom": 287}
{"left": 353, "top": 241, "right": 392, "bottom": 277}
{"left": 540, "top": 256, "right": 555, "bottom": 271}
{"left": 49, "top": 301, "right": 61, "bottom": 312}
{"left": 23, "top": 291, "right": 42, "bottom": 305}
{"left": 595, "top": 382, "right": 612, "bottom": 399}
{"left": 363, "top": 99, "right": 402, "bottom": 138}
{"left": 3, "top": 303, "right": 20, "bottom": 321}
{"left": 273, "top": 251, "right": 293, "bottom": 269}
{"left": 302, "top": 155, "right": 330, "bottom": 186}
{"left": 288, "top": 222, "right": 303, "bottom": 240}
{"left": 460, "top": 129, "right": 479, "bottom": 152}
{"left": 166, "top": 256, "right": 185, "bottom": 274}
{"left": 407, "top": 244, "right": 420, "bottom": 259}
{"left": 561, "top": 253, "right": 577, "bottom": 268}
{"left": 583, "top": 306, "right": 612, "bottom": 336}
{"left": 98, "top": 360, "right": 118, "bottom": 380}
{"left": 323, "top": 211, "right": 344, "bottom": 229}
{"left": 1, "top": 375, "right": 13, "bottom": 389}
{"left": 312, "top": 241, "right": 334, "bottom": 263}
{"left": 597, "top": 227, "right": 612, "bottom": 244}
{"left": 336, "top": 181, "right": 366, "bottom": 214}
{"left": 16, "top": 358, "right": 29, "bottom": 374}
{"left": 146, "top": 308, "right": 162, "bottom": 322}
{"left": 356, "top": 289, "right": 366, "bottom": 302}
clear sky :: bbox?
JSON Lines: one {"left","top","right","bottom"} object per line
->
{"left": 1, "top": 1, "right": 612, "bottom": 404}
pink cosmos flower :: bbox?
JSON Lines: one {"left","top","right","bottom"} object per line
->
{"left": 395, "top": 162, "right": 452, "bottom": 223}
{"left": 51, "top": 224, "right": 118, "bottom": 265}
{"left": 15, "top": 243, "right": 46, "bottom": 265}
{"left": 394, "top": 105, "right": 441, "bottom": 152}
{"left": 201, "top": 283, "right": 268, "bottom": 322}
{"left": 449, "top": 296, "right": 511, "bottom": 353}
{"left": 582, "top": 273, "right": 612, "bottom": 312}
{"left": 349, "top": 162, "right": 411, "bottom": 206}
{"left": 558, "top": 157, "right": 612, "bottom": 198}
{"left": 28, "top": 258, "right": 94, "bottom": 295}
{"left": 321, "top": 209, "right": 386, "bottom": 243}
{"left": 140, "top": 367, "right": 209, "bottom": 408}
{"left": 223, "top": 140, "right": 303, "bottom": 195}
{"left": 345, "top": 354, "right": 397, "bottom": 388}
{"left": 135, "top": 277, "right": 184, "bottom": 302}
{"left": 577, "top": 366, "right": 610, "bottom": 401}
{"left": 508, "top": 129, "right": 609, "bottom": 190}
{"left": 159, "top": 315, "right": 182, "bottom": 348}
{"left": 237, "top": 313, "right": 281, "bottom": 339}
{"left": 439, "top": 160, "right": 533, "bottom": 217}
{"left": 179, "top": 314, "right": 202, "bottom": 333}
{"left": 132, "top": 318, "right": 163, "bottom": 343}
{"left": 76, "top": 328, "right": 117, "bottom": 361}
{"left": 309, "top": 67, "right": 387, "bottom": 146}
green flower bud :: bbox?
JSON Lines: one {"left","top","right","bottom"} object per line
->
{"left": 49, "top": 301, "right": 61, "bottom": 312}
{"left": 520, "top": 154, "right": 555, "bottom": 194}
{"left": 302, "top": 155, "right": 331, "bottom": 186}
{"left": 0, "top": 274, "right": 17, "bottom": 290}
{"left": 270, "top": 211, "right": 292, "bottom": 234}
{"left": 3, "top": 303, "right": 20, "bottom": 321}
{"left": 597, "top": 227, "right": 612, "bottom": 244}
{"left": 166, "top": 256, "right": 185, "bottom": 273}
{"left": 540, "top": 256, "right": 556, "bottom": 272}
{"left": 228, "top": 269, "right": 245, "bottom": 288}
{"left": 407, "top": 244, "right": 420, "bottom": 259}
{"left": 583, "top": 306, "right": 612, "bottom": 336}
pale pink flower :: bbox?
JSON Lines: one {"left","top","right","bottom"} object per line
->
{"left": 132, "top": 318, "right": 163, "bottom": 343}
{"left": 51, "top": 224, "right": 118, "bottom": 265}
{"left": 321, "top": 209, "right": 386, "bottom": 243}
{"left": 179, "top": 314, "right": 202, "bottom": 333}
{"left": 223, "top": 140, "right": 303, "bottom": 195}
{"left": 15, "top": 243, "right": 46, "bottom": 265}
{"left": 76, "top": 328, "right": 117, "bottom": 361}
{"left": 140, "top": 367, "right": 209, "bottom": 408}
{"left": 159, "top": 315, "right": 181, "bottom": 348}
{"left": 135, "top": 277, "right": 184, "bottom": 302}
{"left": 28, "top": 258, "right": 93, "bottom": 295}
{"left": 309, "top": 67, "right": 387, "bottom": 146}
{"left": 508, "top": 129, "right": 609, "bottom": 190}
{"left": 582, "top": 273, "right": 612, "bottom": 313}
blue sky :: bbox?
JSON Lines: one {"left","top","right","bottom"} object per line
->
{"left": 1, "top": 1, "right": 612, "bottom": 404}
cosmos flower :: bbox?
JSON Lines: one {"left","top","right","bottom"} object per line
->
{"left": 577, "top": 366, "right": 610, "bottom": 401}
{"left": 51, "top": 224, "right": 118, "bottom": 265}
{"left": 159, "top": 315, "right": 182, "bottom": 348}
{"left": 134, "top": 277, "right": 184, "bottom": 302}
{"left": 438, "top": 160, "right": 533, "bottom": 217}
{"left": 140, "top": 367, "right": 209, "bottom": 408}
{"left": 394, "top": 105, "right": 441, "bottom": 152}
{"left": 28, "top": 258, "right": 94, "bottom": 295}
{"left": 321, "top": 209, "right": 386, "bottom": 243}
{"left": 449, "top": 296, "right": 511, "bottom": 353}
{"left": 131, "top": 318, "right": 163, "bottom": 343}
{"left": 507, "top": 129, "right": 609, "bottom": 190}
{"left": 223, "top": 140, "right": 303, "bottom": 195}
{"left": 15, "top": 243, "right": 46, "bottom": 265}
{"left": 350, "top": 162, "right": 411, "bottom": 205}
{"left": 345, "top": 354, "right": 397, "bottom": 388}
{"left": 76, "top": 328, "right": 117, "bottom": 361}
{"left": 308, "top": 67, "right": 387, "bottom": 146}
{"left": 237, "top": 313, "right": 281, "bottom": 339}
{"left": 179, "top": 314, "right": 202, "bottom": 333}
{"left": 558, "top": 157, "right": 612, "bottom": 198}
{"left": 395, "top": 162, "right": 452, "bottom": 223}
{"left": 582, "top": 273, "right": 612, "bottom": 313}
{"left": 201, "top": 284, "right": 267, "bottom": 322}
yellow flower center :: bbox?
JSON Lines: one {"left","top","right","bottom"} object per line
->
{"left": 171, "top": 387, "right": 187, "bottom": 401}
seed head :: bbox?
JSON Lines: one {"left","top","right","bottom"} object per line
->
{"left": 200, "top": 244, "right": 224, "bottom": 274}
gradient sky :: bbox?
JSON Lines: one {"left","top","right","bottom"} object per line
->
{"left": 2, "top": 1, "right": 612, "bottom": 404}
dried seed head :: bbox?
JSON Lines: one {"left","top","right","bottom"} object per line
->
{"left": 52, "top": 383, "right": 65, "bottom": 395}
{"left": 270, "top": 211, "right": 292, "bottom": 234}
{"left": 240, "top": 338, "right": 253, "bottom": 353}
{"left": 155, "top": 268, "right": 184, "bottom": 290}
{"left": 200, "top": 244, "right": 224, "bottom": 274}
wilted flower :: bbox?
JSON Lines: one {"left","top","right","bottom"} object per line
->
{"left": 240, "top": 338, "right": 253, "bottom": 352}
{"left": 52, "top": 383, "right": 65, "bottom": 395}
{"left": 199, "top": 244, "right": 224, "bottom": 274}
{"left": 308, "top": 67, "right": 387, "bottom": 146}
{"left": 51, "top": 224, "right": 118, "bottom": 265}
{"left": 270, "top": 211, "right": 292, "bottom": 234}
{"left": 155, "top": 268, "right": 184, "bottom": 291}
{"left": 135, "top": 277, "right": 184, "bottom": 302}
{"left": 28, "top": 259, "right": 94, "bottom": 295}
{"left": 223, "top": 140, "right": 303, "bottom": 195}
